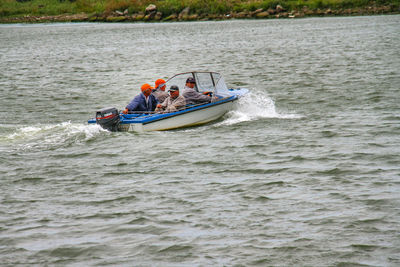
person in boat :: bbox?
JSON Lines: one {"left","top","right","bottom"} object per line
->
{"left": 122, "top": 83, "right": 158, "bottom": 114}
{"left": 152, "top": 78, "right": 169, "bottom": 103}
{"left": 155, "top": 85, "right": 186, "bottom": 113}
{"left": 183, "top": 77, "right": 212, "bottom": 105}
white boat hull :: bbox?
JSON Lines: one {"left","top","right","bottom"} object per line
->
{"left": 122, "top": 99, "right": 236, "bottom": 132}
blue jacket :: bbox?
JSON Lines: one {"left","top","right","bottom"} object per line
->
{"left": 126, "top": 93, "right": 158, "bottom": 112}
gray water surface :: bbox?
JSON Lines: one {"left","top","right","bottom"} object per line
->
{"left": 1, "top": 16, "right": 400, "bottom": 266}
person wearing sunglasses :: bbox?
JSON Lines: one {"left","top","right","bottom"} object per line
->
{"left": 155, "top": 85, "right": 186, "bottom": 113}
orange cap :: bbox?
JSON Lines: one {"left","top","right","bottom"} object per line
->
{"left": 141, "top": 83, "right": 152, "bottom": 92}
{"left": 155, "top": 79, "right": 166, "bottom": 90}
{"left": 155, "top": 79, "right": 166, "bottom": 87}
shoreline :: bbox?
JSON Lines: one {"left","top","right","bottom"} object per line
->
{"left": 1, "top": 5, "right": 399, "bottom": 24}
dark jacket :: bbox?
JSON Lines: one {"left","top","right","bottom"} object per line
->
{"left": 126, "top": 93, "right": 158, "bottom": 112}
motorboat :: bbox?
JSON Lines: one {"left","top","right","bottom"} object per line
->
{"left": 88, "top": 71, "right": 248, "bottom": 132}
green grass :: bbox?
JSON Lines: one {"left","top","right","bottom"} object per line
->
{"left": 1, "top": 0, "right": 399, "bottom": 18}
{"left": 1, "top": 0, "right": 74, "bottom": 16}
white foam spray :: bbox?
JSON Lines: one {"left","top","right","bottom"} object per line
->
{"left": 4, "top": 122, "right": 107, "bottom": 151}
{"left": 219, "top": 89, "right": 302, "bottom": 126}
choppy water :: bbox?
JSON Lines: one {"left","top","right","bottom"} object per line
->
{"left": 1, "top": 15, "right": 400, "bottom": 266}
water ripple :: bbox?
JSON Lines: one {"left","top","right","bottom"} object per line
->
{"left": 1, "top": 16, "right": 400, "bottom": 266}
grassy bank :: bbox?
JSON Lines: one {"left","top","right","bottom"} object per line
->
{"left": 1, "top": 0, "right": 399, "bottom": 23}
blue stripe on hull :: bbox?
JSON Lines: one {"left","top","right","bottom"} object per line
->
{"left": 88, "top": 95, "right": 237, "bottom": 125}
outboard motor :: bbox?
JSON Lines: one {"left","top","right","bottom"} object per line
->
{"left": 96, "top": 107, "right": 120, "bottom": 132}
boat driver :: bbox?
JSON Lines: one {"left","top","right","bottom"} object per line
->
{"left": 123, "top": 83, "right": 158, "bottom": 114}
{"left": 155, "top": 85, "right": 186, "bottom": 113}
{"left": 182, "top": 77, "right": 213, "bottom": 105}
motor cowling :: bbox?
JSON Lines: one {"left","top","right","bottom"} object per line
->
{"left": 96, "top": 107, "right": 120, "bottom": 132}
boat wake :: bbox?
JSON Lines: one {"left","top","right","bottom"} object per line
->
{"left": 1, "top": 122, "right": 107, "bottom": 151}
{"left": 219, "top": 89, "right": 302, "bottom": 126}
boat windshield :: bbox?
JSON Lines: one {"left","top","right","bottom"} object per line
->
{"left": 165, "top": 72, "right": 231, "bottom": 97}
{"left": 194, "top": 72, "right": 214, "bottom": 93}
{"left": 165, "top": 73, "right": 193, "bottom": 92}
{"left": 212, "top": 73, "right": 231, "bottom": 97}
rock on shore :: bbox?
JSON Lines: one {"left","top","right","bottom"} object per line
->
{"left": 1, "top": 4, "right": 398, "bottom": 23}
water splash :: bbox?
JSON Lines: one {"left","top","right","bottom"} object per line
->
{"left": 220, "top": 89, "right": 302, "bottom": 126}
{"left": 3, "top": 122, "right": 107, "bottom": 151}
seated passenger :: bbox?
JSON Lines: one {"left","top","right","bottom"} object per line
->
{"left": 155, "top": 85, "right": 186, "bottom": 113}
{"left": 152, "top": 78, "right": 169, "bottom": 104}
{"left": 123, "top": 83, "right": 158, "bottom": 114}
{"left": 183, "top": 77, "right": 212, "bottom": 105}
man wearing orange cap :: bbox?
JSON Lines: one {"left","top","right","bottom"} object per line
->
{"left": 153, "top": 78, "right": 169, "bottom": 104}
{"left": 123, "top": 83, "right": 158, "bottom": 114}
